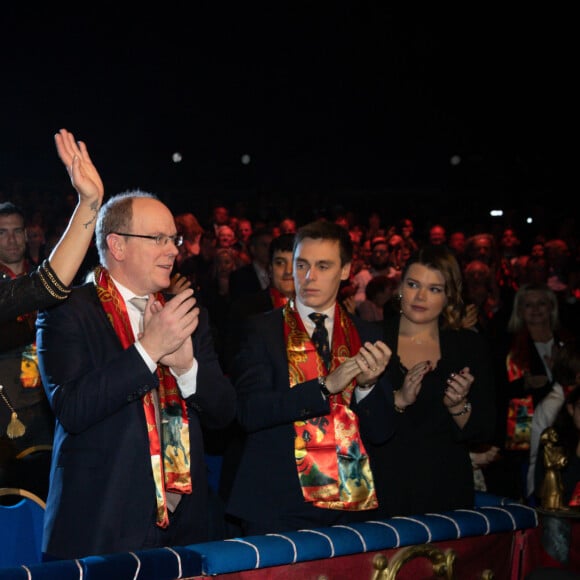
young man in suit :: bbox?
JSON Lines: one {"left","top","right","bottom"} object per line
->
{"left": 36, "top": 191, "right": 236, "bottom": 559}
{"left": 226, "top": 220, "right": 395, "bottom": 536}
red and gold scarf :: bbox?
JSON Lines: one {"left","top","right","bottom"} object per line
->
{"left": 284, "top": 300, "right": 377, "bottom": 511}
{"left": 269, "top": 287, "right": 290, "bottom": 309}
{"left": 94, "top": 266, "right": 192, "bottom": 528}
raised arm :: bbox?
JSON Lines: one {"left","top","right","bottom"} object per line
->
{"left": 0, "top": 129, "right": 104, "bottom": 321}
{"left": 48, "top": 128, "right": 104, "bottom": 286}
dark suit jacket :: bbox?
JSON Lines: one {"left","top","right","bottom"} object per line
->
{"left": 226, "top": 307, "right": 395, "bottom": 530}
{"left": 0, "top": 266, "right": 64, "bottom": 323}
{"left": 228, "top": 263, "right": 262, "bottom": 301}
{"left": 222, "top": 288, "right": 274, "bottom": 375}
{"left": 36, "top": 283, "right": 236, "bottom": 559}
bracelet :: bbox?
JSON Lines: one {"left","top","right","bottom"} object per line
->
{"left": 393, "top": 389, "right": 406, "bottom": 413}
{"left": 449, "top": 401, "right": 472, "bottom": 416}
{"left": 318, "top": 376, "right": 331, "bottom": 399}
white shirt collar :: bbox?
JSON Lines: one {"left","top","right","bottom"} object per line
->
{"left": 295, "top": 297, "right": 335, "bottom": 340}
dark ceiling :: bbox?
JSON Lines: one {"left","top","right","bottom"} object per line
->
{"left": 0, "top": 5, "right": 569, "bottom": 229}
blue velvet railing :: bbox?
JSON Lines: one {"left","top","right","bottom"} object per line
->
{"left": 0, "top": 493, "right": 538, "bottom": 580}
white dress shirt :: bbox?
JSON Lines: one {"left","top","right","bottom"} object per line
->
{"left": 111, "top": 277, "right": 198, "bottom": 398}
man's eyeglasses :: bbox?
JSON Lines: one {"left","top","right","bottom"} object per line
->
{"left": 111, "top": 232, "right": 184, "bottom": 247}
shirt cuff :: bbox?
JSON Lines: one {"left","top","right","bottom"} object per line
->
{"left": 134, "top": 341, "right": 198, "bottom": 397}
{"left": 170, "top": 359, "right": 198, "bottom": 398}
{"left": 354, "top": 383, "right": 376, "bottom": 403}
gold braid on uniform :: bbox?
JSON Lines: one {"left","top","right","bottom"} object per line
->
{"left": 38, "top": 259, "right": 72, "bottom": 300}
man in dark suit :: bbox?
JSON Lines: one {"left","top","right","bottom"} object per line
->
{"left": 217, "top": 233, "right": 296, "bottom": 528}
{"left": 223, "top": 233, "right": 296, "bottom": 375}
{"left": 226, "top": 221, "right": 395, "bottom": 536}
{"left": 228, "top": 227, "right": 273, "bottom": 300}
{"left": 36, "top": 191, "right": 236, "bottom": 559}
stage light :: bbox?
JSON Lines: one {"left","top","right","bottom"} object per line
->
{"left": 490, "top": 209, "right": 503, "bottom": 217}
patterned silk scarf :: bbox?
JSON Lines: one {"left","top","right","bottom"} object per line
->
{"left": 284, "top": 300, "right": 377, "bottom": 511}
{"left": 94, "top": 266, "right": 192, "bottom": 527}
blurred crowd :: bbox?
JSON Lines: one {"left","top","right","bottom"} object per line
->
{"left": 2, "top": 186, "right": 580, "bottom": 510}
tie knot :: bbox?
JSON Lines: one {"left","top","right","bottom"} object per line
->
{"left": 309, "top": 312, "right": 327, "bottom": 328}
{"left": 130, "top": 297, "right": 148, "bottom": 313}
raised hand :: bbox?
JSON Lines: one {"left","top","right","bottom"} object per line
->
{"left": 55, "top": 128, "right": 104, "bottom": 207}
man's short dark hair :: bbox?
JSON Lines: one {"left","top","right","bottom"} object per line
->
{"left": 294, "top": 220, "right": 353, "bottom": 266}
{"left": 269, "top": 233, "right": 295, "bottom": 263}
{"left": 0, "top": 201, "right": 25, "bottom": 220}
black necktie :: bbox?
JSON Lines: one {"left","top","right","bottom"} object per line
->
{"left": 309, "top": 312, "right": 331, "bottom": 370}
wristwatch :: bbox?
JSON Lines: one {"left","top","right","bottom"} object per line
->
{"left": 318, "top": 376, "right": 331, "bottom": 398}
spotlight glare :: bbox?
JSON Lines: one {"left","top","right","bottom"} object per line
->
{"left": 450, "top": 155, "right": 461, "bottom": 166}
{"left": 172, "top": 152, "right": 182, "bottom": 163}
{"left": 490, "top": 209, "right": 503, "bottom": 217}
{"left": 526, "top": 217, "right": 533, "bottom": 224}
{"left": 241, "top": 154, "right": 251, "bottom": 165}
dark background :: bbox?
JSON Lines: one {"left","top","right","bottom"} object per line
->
{"left": 0, "top": 5, "right": 570, "bottom": 236}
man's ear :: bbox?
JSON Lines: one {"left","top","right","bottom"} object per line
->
{"left": 107, "top": 233, "right": 126, "bottom": 261}
{"left": 341, "top": 262, "right": 352, "bottom": 281}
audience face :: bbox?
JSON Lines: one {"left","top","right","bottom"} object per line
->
{"left": 214, "top": 248, "right": 236, "bottom": 274}
{"left": 0, "top": 211, "right": 27, "bottom": 268}
{"left": 448, "top": 231, "right": 466, "bottom": 255}
{"left": 237, "top": 219, "right": 253, "bottom": 243}
{"left": 370, "top": 241, "right": 390, "bottom": 269}
{"left": 399, "top": 218, "right": 414, "bottom": 239}
{"left": 530, "top": 243, "right": 545, "bottom": 259}
{"left": 464, "top": 260, "right": 492, "bottom": 306}
{"left": 519, "top": 289, "right": 553, "bottom": 328}
{"left": 500, "top": 228, "right": 519, "bottom": 253}
{"left": 271, "top": 249, "right": 294, "bottom": 297}
{"left": 294, "top": 238, "right": 350, "bottom": 312}
{"left": 279, "top": 219, "right": 297, "bottom": 235}
{"left": 216, "top": 225, "right": 236, "bottom": 248}
{"left": 212, "top": 205, "right": 229, "bottom": 226}
{"left": 400, "top": 263, "right": 446, "bottom": 325}
{"left": 469, "top": 235, "right": 493, "bottom": 265}
{"left": 108, "top": 197, "right": 179, "bottom": 296}
{"left": 429, "top": 225, "right": 446, "bottom": 245}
